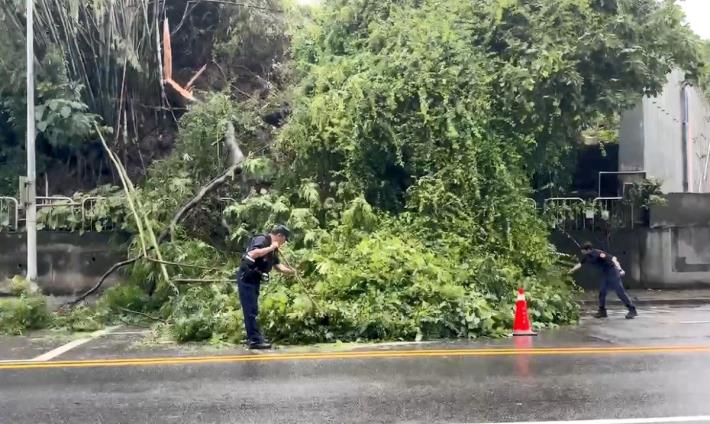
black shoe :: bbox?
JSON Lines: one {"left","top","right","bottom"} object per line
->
{"left": 249, "top": 342, "right": 273, "bottom": 350}
{"left": 625, "top": 309, "right": 638, "bottom": 320}
{"left": 593, "top": 309, "right": 608, "bottom": 319}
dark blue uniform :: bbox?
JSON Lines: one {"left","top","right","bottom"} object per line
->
{"left": 237, "top": 235, "right": 279, "bottom": 345}
{"left": 582, "top": 249, "right": 636, "bottom": 312}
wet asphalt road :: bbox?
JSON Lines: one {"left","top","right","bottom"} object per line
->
{"left": 1, "top": 306, "right": 710, "bottom": 424}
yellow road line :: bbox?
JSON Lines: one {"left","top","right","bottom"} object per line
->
{"left": 2, "top": 345, "right": 710, "bottom": 370}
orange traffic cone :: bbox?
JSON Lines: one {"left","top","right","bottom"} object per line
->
{"left": 513, "top": 288, "right": 537, "bottom": 336}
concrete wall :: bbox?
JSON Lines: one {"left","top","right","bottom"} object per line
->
{"left": 0, "top": 232, "right": 128, "bottom": 296}
{"left": 619, "top": 70, "right": 710, "bottom": 194}
{"left": 650, "top": 193, "right": 710, "bottom": 228}
{"left": 688, "top": 86, "right": 710, "bottom": 193}
{"left": 643, "top": 69, "right": 686, "bottom": 193}
{"left": 639, "top": 227, "right": 710, "bottom": 287}
{"left": 619, "top": 102, "right": 645, "bottom": 173}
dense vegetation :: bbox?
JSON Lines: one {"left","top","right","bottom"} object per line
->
{"left": 1, "top": 0, "right": 708, "bottom": 342}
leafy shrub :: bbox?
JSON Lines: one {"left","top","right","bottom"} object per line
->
{"left": 169, "top": 285, "right": 244, "bottom": 344}
{"left": 253, "top": 223, "right": 579, "bottom": 344}
{"left": 0, "top": 296, "right": 53, "bottom": 335}
{"left": 7, "top": 275, "right": 32, "bottom": 296}
{"left": 53, "top": 305, "right": 104, "bottom": 332}
{"left": 94, "top": 283, "right": 166, "bottom": 324}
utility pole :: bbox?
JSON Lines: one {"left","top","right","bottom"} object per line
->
{"left": 26, "top": 0, "right": 37, "bottom": 282}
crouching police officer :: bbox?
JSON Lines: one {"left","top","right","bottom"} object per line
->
{"left": 238, "top": 225, "right": 294, "bottom": 349}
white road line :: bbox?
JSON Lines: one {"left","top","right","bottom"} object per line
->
{"left": 31, "top": 327, "right": 116, "bottom": 362}
{"left": 464, "top": 416, "right": 710, "bottom": 424}
{"left": 106, "top": 331, "right": 150, "bottom": 336}
{"left": 679, "top": 321, "right": 710, "bottom": 325}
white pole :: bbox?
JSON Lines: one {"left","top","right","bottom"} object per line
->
{"left": 26, "top": 0, "right": 37, "bottom": 282}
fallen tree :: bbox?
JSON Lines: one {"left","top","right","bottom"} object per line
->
{"left": 53, "top": 0, "right": 707, "bottom": 345}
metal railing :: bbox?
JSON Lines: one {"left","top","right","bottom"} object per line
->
{"left": 542, "top": 196, "right": 641, "bottom": 232}
{"left": 591, "top": 196, "right": 634, "bottom": 230}
{"left": 0, "top": 194, "right": 130, "bottom": 232}
{"left": 36, "top": 195, "right": 76, "bottom": 206}
{"left": 81, "top": 196, "right": 116, "bottom": 231}
{"left": 35, "top": 196, "right": 80, "bottom": 230}
{"left": 543, "top": 197, "right": 586, "bottom": 230}
{"left": 0, "top": 196, "right": 19, "bottom": 232}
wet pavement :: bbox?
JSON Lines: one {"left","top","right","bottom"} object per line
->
{"left": 1, "top": 305, "right": 710, "bottom": 423}
{"left": 579, "top": 288, "right": 710, "bottom": 307}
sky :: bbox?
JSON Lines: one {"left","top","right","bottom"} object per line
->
{"left": 292, "top": 0, "right": 708, "bottom": 40}
{"left": 679, "top": 0, "right": 710, "bottom": 40}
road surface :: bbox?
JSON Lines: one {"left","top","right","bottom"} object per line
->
{"left": 1, "top": 305, "right": 710, "bottom": 424}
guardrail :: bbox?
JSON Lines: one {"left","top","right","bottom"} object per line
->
{"left": 0, "top": 192, "right": 647, "bottom": 234}
{"left": 81, "top": 196, "right": 115, "bottom": 231}
{"left": 591, "top": 196, "right": 635, "bottom": 229}
{"left": 36, "top": 196, "right": 77, "bottom": 206}
{"left": 0, "top": 194, "right": 130, "bottom": 233}
{"left": 36, "top": 196, "right": 80, "bottom": 230}
{"left": 543, "top": 196, "right": 641, "bottom": 231}
{"left": 0, "top": 196, "right": 19, "bottom": 232}
{"left": 543, "top": 197, "right": 586, "bottom": 230}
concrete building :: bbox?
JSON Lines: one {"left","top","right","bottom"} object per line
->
{"left": 620, "top": 69, "right": 710, "bottom": 193}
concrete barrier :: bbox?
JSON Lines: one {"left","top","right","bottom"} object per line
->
{"left": 0, "top": 232, "right": 129, "bottom": 296}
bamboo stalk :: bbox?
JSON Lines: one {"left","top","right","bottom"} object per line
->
{"left": 95, "top": 124, "right": 149, "bottom": 257}
{"left": 95, "top": 124, "right": 177, "bottom": 295}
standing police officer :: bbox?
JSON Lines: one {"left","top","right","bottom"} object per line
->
{"left": 569, "top": 242, "right": 638, "bottom": 320}
{"left": 238, "top": 225, "right": 294, "bottom": 349}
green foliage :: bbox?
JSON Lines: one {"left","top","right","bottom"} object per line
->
{"left": 258, "top": 214, "right": 578, "bottom": 343}
{"left": 581, "top": 113, "right": 621, "bottom": 152}
{"left": 212, "top": 0, "right": 290, "bottom": 95}
{"left": 30, "top": 186, "right": 127, "bottom": 232}
{"left": 7, "top": 275, "right": 31, "bottom": 296}
{"left": 169, "top": 285, "right": 245, "bottom": 343}
{"left": 0, "top": 295, "right": 52, "bottom": 336}
{"left": 0, "top": 44, "right": 98, "bottom": 194}
{"left": 35, "top": 97, "right": 98, "bottom": 148}
{"left": 625, "top": 178, "right": 667, "bottom": 210}
{"left": 223, "top": 187, "right": 324, "bottom": 249}
{"left": 53, "top": 306, "right": 104, "bottom": 332}
{"left": 97, "top": 284, "right": 156, "bottom": 317}
{"left": 698, "top": 41, "right": 710, "bottom": 102}
{"left": 169, "top": 188, "right": 576, "bottom": 343}
{"left": 51, "top": 283, "right": 165, "bottom": 332}
{"left": 283, "top": 0, "right": 704, "bottom": 195}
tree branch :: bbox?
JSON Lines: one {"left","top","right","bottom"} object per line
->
{"left": 164, "top": 121, "right": 244, "bottom": 242}
{"left": 61, "top": 256, "right": 142, "bottom": 309}
{"left": 118, "top": 307, "right": 167, "bottom": 323}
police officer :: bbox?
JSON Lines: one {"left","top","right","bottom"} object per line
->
{"left": 237, "top": 225, "right": 294, "bottom": 349}
{"left": 569, "top": 242, "right": 638, "bottom": 319}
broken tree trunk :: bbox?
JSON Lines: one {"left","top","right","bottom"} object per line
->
{"left": 164, "top": 121, "right": 245, "bottom": 242}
